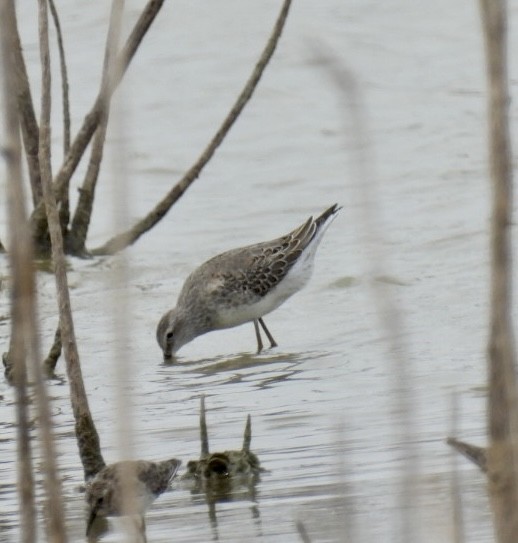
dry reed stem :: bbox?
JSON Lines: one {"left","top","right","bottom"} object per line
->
{"left": 37, "top": 0, "right": 106, "bottom": 482}
{"left": 30, "top": 0, "right": 165, "bottom": 255}
{"left": 68, "top": 0, "right": 126, "bottom": 256}
{"left": 91, "top": 0, "right": 293, "bottom": 256}
{"left": 315, "top": 50, "right": 418, "bottom": 543}
{"left": 0, "top": 5, "right": 37, "bottom": 536}
{"left": 479, "top": 0, "right": 518, "bottom": 540}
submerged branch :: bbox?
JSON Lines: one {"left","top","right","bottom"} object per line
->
{"left": 91, "top": 0, "right": 293, "bottom": 255}
{"left": 38, "top": 1, "right": 106, "bottom": 481}
{"left": 30, "top": 0, "right": 165, "bottom": 255}
{"left": 43, "top": 326, "right": 62, "bottom": 375}
{"left": 446, "top": 437, "right": 488, "bottom": 473}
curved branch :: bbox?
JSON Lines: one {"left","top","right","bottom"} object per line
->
{"left": 0, "top": 3, "right": 37, "bottom": 538}
{"left": 480, "top": 0, "right": 518, "bottom": 539}
{"left": 92, "top": 0, "right": 293, "bottom": 256}
{"left": 30, "top": 0, "right": 165, "bottom": 255}
{"left": 48, "top": 0, "right": 72, "bottom": 235}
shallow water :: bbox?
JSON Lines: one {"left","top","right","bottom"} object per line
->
{"left": 0, "top": 0, "right": 515, "bottom": 541}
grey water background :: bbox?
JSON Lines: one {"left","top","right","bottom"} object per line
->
{"left": 1, "top": 0, "right": 516, "bottom": 541}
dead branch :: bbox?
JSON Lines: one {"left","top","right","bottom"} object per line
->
{"left": 479, "top": 0, "right": 518, "bottom": 540}
{"left": 37, "top": 0, "right": 106, "bottom": 482}
{"left": 91, "top": 0, "right": 293, "bottom": 256}
{"left": 48, "top": 0, "right": 72, "bottom": 234}
{"left": 296, "top": 521, "right": 313, "bottom": 543}
{"left": 0, "top": 5, "right": 37, "bottom": 536}
{"left": 3, "top": 2, "right": 43, "bottom": 212}
{"left": 67, "top": 0, "right": 125, "bottom": 256}
{"left": 30, "top": 0, "right": 165, "bottom": 256}
{"left": 34, "top": 1, "right": 69, "bottom": 539}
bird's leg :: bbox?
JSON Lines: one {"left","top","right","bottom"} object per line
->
{"left": 258, "top": 317, "right": 278, "bottom": 348}
{"left": 253, "top": 319, "right": 264, "bottom": 353}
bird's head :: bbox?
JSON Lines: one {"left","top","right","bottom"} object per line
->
{"left": 156, "top": 309, "right": 193, "bottom": 360}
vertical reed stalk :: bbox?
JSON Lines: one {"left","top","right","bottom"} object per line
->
{"left": 479, "top": 0, "right": 518, "bottom": 540}
{"left": 0, "top": 7, "right": 37, "bottom": 535}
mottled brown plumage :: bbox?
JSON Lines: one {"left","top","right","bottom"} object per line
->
{"left": 157, "top": 204, "right": 341, "bottom": 358}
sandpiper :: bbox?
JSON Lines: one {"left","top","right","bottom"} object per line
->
{"left": 85, "top": 458, "right": 181, "bottom": 536}
{"left": 157, "top": 204, "right": 341, "bottom": 359}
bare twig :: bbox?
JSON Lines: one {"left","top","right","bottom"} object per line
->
{"left": 479, "top": 0, "right": 518, "bottom": 540}
{"left": 1, "top": 5, "right": 37, "bottom": 538}
{"left": 30, "top": 0, "right": 165, "bottom": 257}
{"left": 91, "top": 0, "right": 293, "bottom": 256}
{"left": 37, "top": 0, "right": 106, "bottom": 482}
{"left": 447, "top": 437, "right": 487, "bottom": 473}
{"left": 68, "top": 0, "right": 126, "bottom": 256}
{"left": 48, "top": 0, "right": 72, "bottom": 235}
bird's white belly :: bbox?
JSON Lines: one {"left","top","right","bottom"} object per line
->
{"left": 215, "top": 256, "right": 314, "bottom": 329}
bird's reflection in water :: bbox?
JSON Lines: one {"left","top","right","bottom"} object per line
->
{"left": 182, "top": 396, "right": 264, "bottom": 541}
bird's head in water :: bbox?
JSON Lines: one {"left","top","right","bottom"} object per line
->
{"left": 156, "top": 309, "right": 195, "bottom": 360}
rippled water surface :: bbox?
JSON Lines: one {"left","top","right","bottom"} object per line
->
{"left": 1, "top": 0, "right": 516, "bottom": 541}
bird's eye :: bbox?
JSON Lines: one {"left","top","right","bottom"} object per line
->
{"left": 166, "top": 331, "right": 174, "bottom": 341}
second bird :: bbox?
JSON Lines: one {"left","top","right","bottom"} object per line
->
{"left": 156, "top": 204, "right": 341, "bottom": 359}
